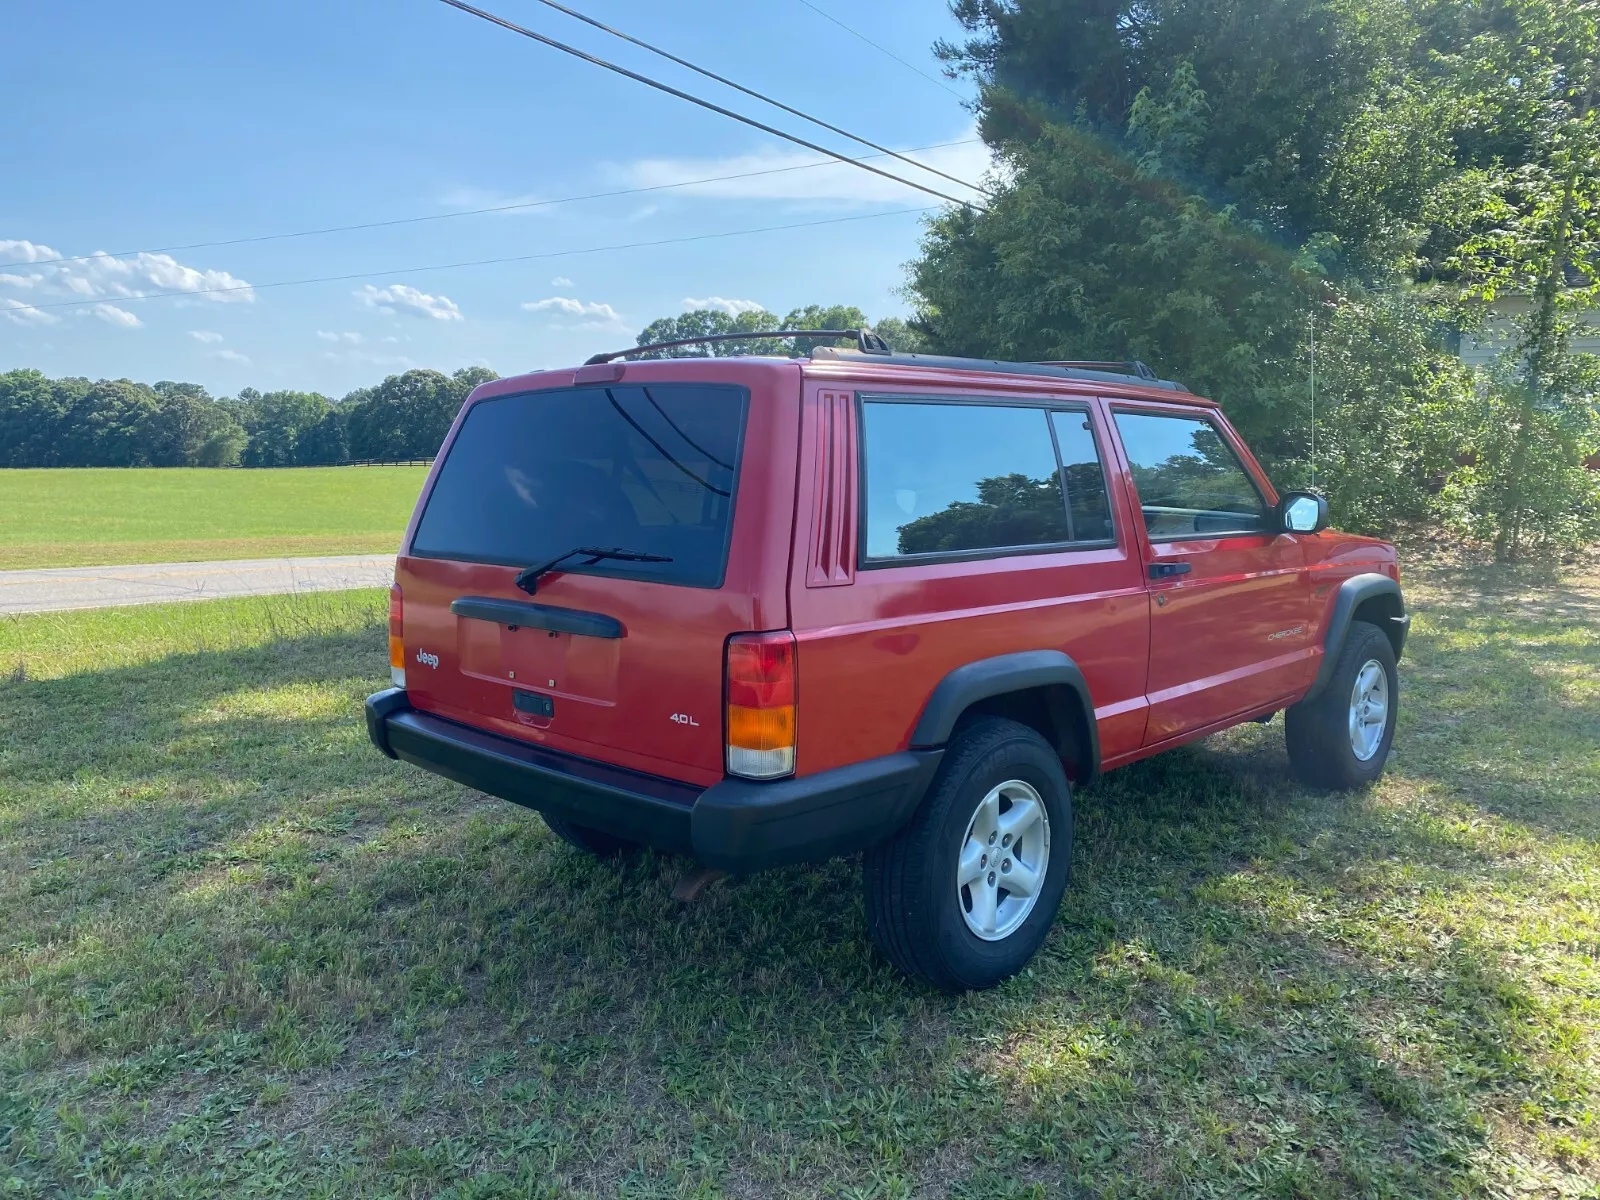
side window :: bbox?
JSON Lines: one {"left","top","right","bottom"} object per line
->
{"left": 1049, "top": 410, "right": 1115, "bottom": 542}
{"left": 1112, "top": 411, "right": 1267, "bottom": 539}
{"left": 861, "top": 401, "right": 1069, "bottom": 559}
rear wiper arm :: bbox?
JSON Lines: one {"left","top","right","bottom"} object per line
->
{"left": 514, "top": 546, "right": 673, "bottom": 595}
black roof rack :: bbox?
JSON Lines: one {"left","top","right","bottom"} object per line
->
{"left": 809, "top": 347, "right": 1186, "bottom": 391}
{"left": 1033, "top": 359, "right": 1158, "bottom": 381}
{"left": 585, "top": 327, "right": 890, "bottom": 365}
{"left": 584, "top": 327, "right": 1185, "bottom": 391}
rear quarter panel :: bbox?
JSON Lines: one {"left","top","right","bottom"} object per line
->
{"left": 787, "top": 374, "right": 1153, "bottom": 776}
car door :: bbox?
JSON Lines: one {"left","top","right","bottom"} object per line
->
{"left": 1107, "top": 402, "right": 1315, "bottom": 746}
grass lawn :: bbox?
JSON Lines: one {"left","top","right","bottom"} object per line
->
{"left": 0, "top": 565, "right": 1595, "bottom": 1197}
{"left": 0, "top": 467, "right": 428, "bottom": 570}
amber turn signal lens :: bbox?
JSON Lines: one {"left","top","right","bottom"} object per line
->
{"left": 388, "top": 584, "right": 406, "bottom": 687}
{"left": 727, "top": 703, "right": 794, "bottom": 750}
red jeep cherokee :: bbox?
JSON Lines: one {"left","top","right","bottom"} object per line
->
{"left": 366, "top": 334, "right": 1407, "bottom": 991}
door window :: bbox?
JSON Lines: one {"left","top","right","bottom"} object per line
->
{"left": 863, "top": 401, "right": 1109, "bottom": 560}
{"left": 1049, "top": 410, "right": 1115, "bottom": 542}
{"left": 1112, "top": 411, "right": 1266, "bottom": 539}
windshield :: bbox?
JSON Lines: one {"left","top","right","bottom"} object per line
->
{"left": 410, "top": 383, "right": 747, "bottom": 588}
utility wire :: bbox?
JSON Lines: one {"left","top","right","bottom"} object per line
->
{"left": 10, "top": 138, "right": 978, "bottom": 271}
{"left": 435, "top": 0, "right": 986, "bottom": 212}
{"left": 790, "top": 0, "right": 966, "bottom": 101}
{"left": 521, "top": 0, "right": 988, "bottom": 197}
{"left": 2, "top": 206, "right": 934, "bottom": 315}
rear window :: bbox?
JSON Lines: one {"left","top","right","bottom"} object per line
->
{"left": 410, "top": 384, "right": 747, "bottom": 587}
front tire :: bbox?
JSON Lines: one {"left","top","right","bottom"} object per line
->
{"left": 1285, "top": 620, "right": 1398, "bottom": 790}
{"left": 542, "top": 814, "right": 638, "bottom": 858}
{"left": 863, "top": 717, "right": 1073, "bottom": 992}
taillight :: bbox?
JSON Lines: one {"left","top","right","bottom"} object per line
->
{"left": 725, "top": 631, "right": 796, "bottom": 779}
{"left": 388, "top": 584, "right": 405, "bottom": 688}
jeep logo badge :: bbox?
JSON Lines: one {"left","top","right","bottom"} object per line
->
{"left": 415, "top": 650, "right": 440, "bottom": 669}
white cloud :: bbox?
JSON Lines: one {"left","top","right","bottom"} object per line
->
{"left": 0, "top": 240, "right": 61, "bottom": 264}
{"left": 317, "top": 330, "right": 363, "bottom": 344}
{"left": 550, "top": 276, "right": 573, "bottom": 287}
{"left": 1, "top": 297, "right": 58, "bottom": 326}
{"left": 0, "top": 239, "right": 254, "bottom": 308}
{"left": 522, "top": 296, "right": 622, "bottom": 321}
{"left": 189, "top": 330, "right": 224, "bottom": 344}
{"left": 356, "top": 283, "right": 463, "bottom": 322}
{"left": 614, "top": 135, "right": 994, "bottom": 207}
{"left": 88, "top": 303, "right": 142, "bottom": 328}
{"left": 683, "top": 296, "right": 767, "bottom": 316}
{"left": 210, "top": 348, "right": 250, "bottom": 364}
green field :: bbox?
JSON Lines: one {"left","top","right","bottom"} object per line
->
{"left": 0, "top": 566, "right": 1596, "bottom": 1197}
{"left": 0, "top": 467, "right": 428, "bottom": 570}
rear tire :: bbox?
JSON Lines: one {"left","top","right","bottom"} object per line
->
{"left": 542, "top": 814, "right": 638, "bottom": 858}
{"left": 1285, "top": 620, "right": 1398, "bottom": 790}
{"left": 862, "top": 717, "right": 1072, "bottom": 992}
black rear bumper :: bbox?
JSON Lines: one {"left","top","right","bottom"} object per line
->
{"left": 365, "top": 688, "right": 941, "bottom": 872}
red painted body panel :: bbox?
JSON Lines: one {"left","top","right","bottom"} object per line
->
{"left": 788, "top": 379, "right": 1149, "bottom": 776}
{"left": 1102, "top": 397, "right": 1316, "bottom": 745}
{"left": 389, "top": 353, "right": 1399, "bottom": 792}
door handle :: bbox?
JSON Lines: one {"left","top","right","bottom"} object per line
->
{"left": 1149, "top": 562, "right": 1192, "bottom": 579}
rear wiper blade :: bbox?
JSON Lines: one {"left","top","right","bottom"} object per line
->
{"left": 514, "top": 545, "right": 673, "bottom": 595}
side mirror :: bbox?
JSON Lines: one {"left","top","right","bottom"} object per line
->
{"left": 1276, "top": 491, "right": 1329, "bottom": 534}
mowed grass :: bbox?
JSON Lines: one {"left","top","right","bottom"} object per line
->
{"left": 0, "top": 567, "right": 1596, "bottom": 1198}
{"left": 0, "top": 467, "right": 428, "bottom": 570}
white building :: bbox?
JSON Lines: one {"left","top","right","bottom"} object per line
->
{"left": 1458, "top": 295, "right": 1600, "bottom": 367}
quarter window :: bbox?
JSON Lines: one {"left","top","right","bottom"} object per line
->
{"left": 861, "top": 401, "right": 1109, "bottom": 560}
{"left": 1112, "top": 411, "right": 1266, "bottom": 539}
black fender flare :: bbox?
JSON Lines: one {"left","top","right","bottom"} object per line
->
{"left": 909, "top": 650, "right": 1101, "bottom": 781}
{"left": 1302, "top": 573, "right": 1408, "bottom": 704}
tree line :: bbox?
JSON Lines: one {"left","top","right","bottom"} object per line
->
{"left": 0, "top": 366, "right": 497, "bottom": 469}
{"left": 903, "top": 0, "right": 1600, "bottom": 561}
{"left": 0, "top": 304, "right": 918, "bottom": 471}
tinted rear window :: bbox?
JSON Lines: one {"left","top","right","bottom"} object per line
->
{"left": 410, "top": 384, "right": 747, "bottom": 587}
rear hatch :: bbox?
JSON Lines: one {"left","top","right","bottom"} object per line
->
{"left": 394, "top": 365, "right": 796, "bottom": 787}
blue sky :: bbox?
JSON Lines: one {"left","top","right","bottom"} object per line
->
{"left": 0, "top": 0, "right": 988, "bottom": 398}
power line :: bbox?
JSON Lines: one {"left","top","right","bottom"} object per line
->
{"left": 435, "top": 0, "right": 987, "bottom": 212}
{"left": 2, "top": 206, "right": 935, "bottom": 315}
{"left": 9, "top": 138, "right": 978, "bottom": 271}
{"left": 790, "top": 0, "right": 967, "bottom": 101}
{"left": 521, "top": 0, "right": 989, "bottom": 197}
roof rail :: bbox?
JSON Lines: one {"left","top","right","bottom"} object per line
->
{"left": 1033, "top": 359, "right": 1158, "bottom": 381}
{"left": 809, "top": 347, "right": 1186, "bottom": 391}
{"left": 585, "top": 327, "right": 891, "bottom": 365}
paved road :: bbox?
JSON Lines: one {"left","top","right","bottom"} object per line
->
{"left": 0, "top": 554, "right": 396, "bottom": 615}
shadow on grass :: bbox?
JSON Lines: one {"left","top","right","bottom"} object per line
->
{"left": 0, "top": 590, "right": 1593, "bottom": 1196}
{"left": 1395, "top": 574, "right": 1600, "bottom": 844}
